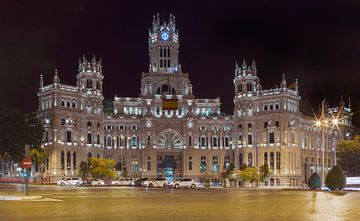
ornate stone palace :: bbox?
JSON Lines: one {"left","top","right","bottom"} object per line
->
{"left": 37, "top": 14, "right": 354, "bottom": 186}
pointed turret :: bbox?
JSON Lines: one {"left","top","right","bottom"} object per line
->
{"left": 348, "top": 98, "right": 351, "bottom": 110}
{"left": 281, "top": 74, "right": 287, "bottom": 88}
{"left": 251, "top": 59, "right": 257, "bottom": 75}
{"left": 339, "top": 96, "right": 345, "bottom": 108}
{"left": 39, "top": 74, "right": 44, "bottom": 90}
{"left": 53, "top": 69, "right": 60, "bottom": 84}
{"left": 235, "top": 61, "right": 239, "bottom": 77}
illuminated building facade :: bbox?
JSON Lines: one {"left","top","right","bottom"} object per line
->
{"left": 37, "top": 14, "right": 354, "bottom": 186}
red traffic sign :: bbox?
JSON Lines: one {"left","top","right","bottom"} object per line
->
{"left": 22, "top": 157, "right": 32, "bottom": 168}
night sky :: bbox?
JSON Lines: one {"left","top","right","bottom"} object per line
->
{"left": 1, "top": 0, "right": 359, "bottom": 125}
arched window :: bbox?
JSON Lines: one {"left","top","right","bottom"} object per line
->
{"left": 156, "top": 84, "right": 176, "bottom": 95}
{"left": 269, "top": 104, "right": 274, "bottom": 110}
{"left": 201, "top": 137, "right": 206, "bottom": 148}
{"left": 66, "top": 151, "right": 71, "bottom": 170}
{"left": 270, "top": 152, "right": 274, "bottom": 170}
{"left": 73, "top": 152, "right": 76, "bottom": 170}
{"left": 264, "top": 152, "right": 268, "bottom": 166}
{"left": 264, "top": 105, "right": 268, "bottom": 111}
{"left": 61, "top": 101, "right": 65, "bottom": 107}
{"left": 86, "top": 79, "right": 92, "bottom": 88}
{"left": 275, "top": 103, "right": 280, "bottom": 110}
{"left": 238, "top": 124, "right": 242, "bottom": 130}
{"left": 237, "top": 84, "right": 242, "bottom": 93}
{"left": 275, "top": 121, "right": 280, "bottom": 127}
{"left": 264, "top": 121, "right": 268, "bottom": 128}
{"left": 72, "top": 102, "right": 76, "bottom": 108}
{"left": 87, "top": 133, "right": 92, "bottom": 144}
{"left": 61, "top": 151, "right": 65, "bottom": 170}
{"left": 248, "top": 153, "right": 253, "bottom": 167}
{"left": 248, "top": 123, "right": 252, "bottom": 129}
{"left": 67, "top": 102, "right": 71, "bottom": 107}
{"left": 87, "top": 121, "right": 92, "bottom": 128}
{"left": 96, "top": 81, "right": 101, "bottom": 90}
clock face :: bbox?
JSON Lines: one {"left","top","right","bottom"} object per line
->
{"left": 161, "top": 32, "right": 169, "bottom": 41}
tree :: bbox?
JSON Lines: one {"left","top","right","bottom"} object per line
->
{"left": 326, "top": 165, "right": 346, "bottom": 191}
{"left": 308, "top": 173, "right": 321, "bottom": 189}
{"left": 30, "top": 148, "right": 47, "bottom": 184}
{"left": 337, "top": 135, "right": 360, "bottom": 176}
{"left": 0, "top": 109, "right": 43, "bottom": 178}
{"left": 89, "top": 158, "right": 116, "bottom": 180}
{"left": 79, "top": 161, "right": 89, "bottom": 181}
{"left": 220, "top": 163, "right": 235, "bottom": 187}
{"left": 259, "top": 164, "right": 271, "bottom": 182}
{"left": 239, "top": 167, "right": 260, "bottom": 187}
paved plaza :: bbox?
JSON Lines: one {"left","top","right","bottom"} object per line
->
{"left": 0, "top": 184, "right": 359, "bottom": 221}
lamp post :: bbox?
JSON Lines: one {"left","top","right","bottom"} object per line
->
{"left": 315, "top": 100, "right": 339, "bottom": 189}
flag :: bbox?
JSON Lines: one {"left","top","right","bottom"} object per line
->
{"left": 162, "top": 99, "right": 178, "bottom": 110}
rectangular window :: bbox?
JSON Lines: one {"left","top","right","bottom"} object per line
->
{"left": 147, "top": 135, "right": 151, "bottom": 145}
{"left": 189, "top": 161, "right": 192, "bottom": 170}
{"left": 66, "top": 130, "right": 72, "bottom": 142}
{"left": 147, "top": 158, "right": 151, "bottom": 171}
{"left": 188, "top": 136, "right": 192, "bottom": 146}
{"left": 87, "top": 133, "right": 92, "bottom": 144}
{"left": 44, "top": 131, "right": 49, "bottom": 142}
{"left": 269, "top": 132, "right": 275, "bottom": 144}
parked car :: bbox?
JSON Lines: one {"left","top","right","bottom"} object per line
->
{"left": 168, "top": 178, "right": 197, "bottom": 188}
{"left": 112, "top": 178, "right": 134, "bottom": 186}
{"left": 91, "top": 178, "right": 105, "bottom": 186}
{"left": 130, "top": 177, "right": 148, "bottom": 186}
{"left": 57, "top": 177, "right": 82, "bottom": 186}
{"left": 142, "top": 177, "right": 168, "bottom": 188}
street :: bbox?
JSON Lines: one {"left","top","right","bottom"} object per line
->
{"left": 0, "top": 184, "right": 359, "bottom": 221}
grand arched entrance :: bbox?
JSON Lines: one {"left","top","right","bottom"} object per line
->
{"left": 156, "top": 129, "right": 184, "bottom": 182}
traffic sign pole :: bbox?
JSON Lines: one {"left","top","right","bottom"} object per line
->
{"left": 24, "top": 168, "right": 29, "bottom": 196}
{"left": 23, "top": 145, "right": 31, "bottom": 196}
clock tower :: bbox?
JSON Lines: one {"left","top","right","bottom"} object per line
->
{"left": 148, "top": 13, "right": 180, "bottom": 74}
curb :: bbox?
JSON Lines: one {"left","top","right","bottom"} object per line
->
{"left": 0, "top": 195, "right": 43, "bottom": 201}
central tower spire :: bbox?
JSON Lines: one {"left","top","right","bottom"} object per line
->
{"left": 148, "top": 13, "right": 180, "bottom": 73}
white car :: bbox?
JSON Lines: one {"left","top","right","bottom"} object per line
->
{"left": 57, "top": 177, "right": 82, "bottom": 186}
{"left": 168, "top": 178, "right": 197, "bottom": 188}
{"left": 91, "top": 178, "right": 105, "bottom": 186}
{"left": 142, "top": 177, "right": 168, "bottom": 188}
{"left": 112, "top": 178, "right": 134, "bottom": 186}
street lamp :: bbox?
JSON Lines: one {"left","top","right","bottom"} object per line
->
{"left": 315, "top": 100, "right": 341, "bottom": 188}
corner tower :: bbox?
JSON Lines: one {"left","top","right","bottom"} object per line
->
{"left": 148, "top": 13, "right": 180, "bottom": 74}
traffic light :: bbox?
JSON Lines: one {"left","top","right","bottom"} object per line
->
{"left": 22, "top": 170, "right": 30, "bottom": 178}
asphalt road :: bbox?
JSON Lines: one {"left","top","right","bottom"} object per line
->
{"left": 0, "top": 184, "right": 359, "bottom": 221}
